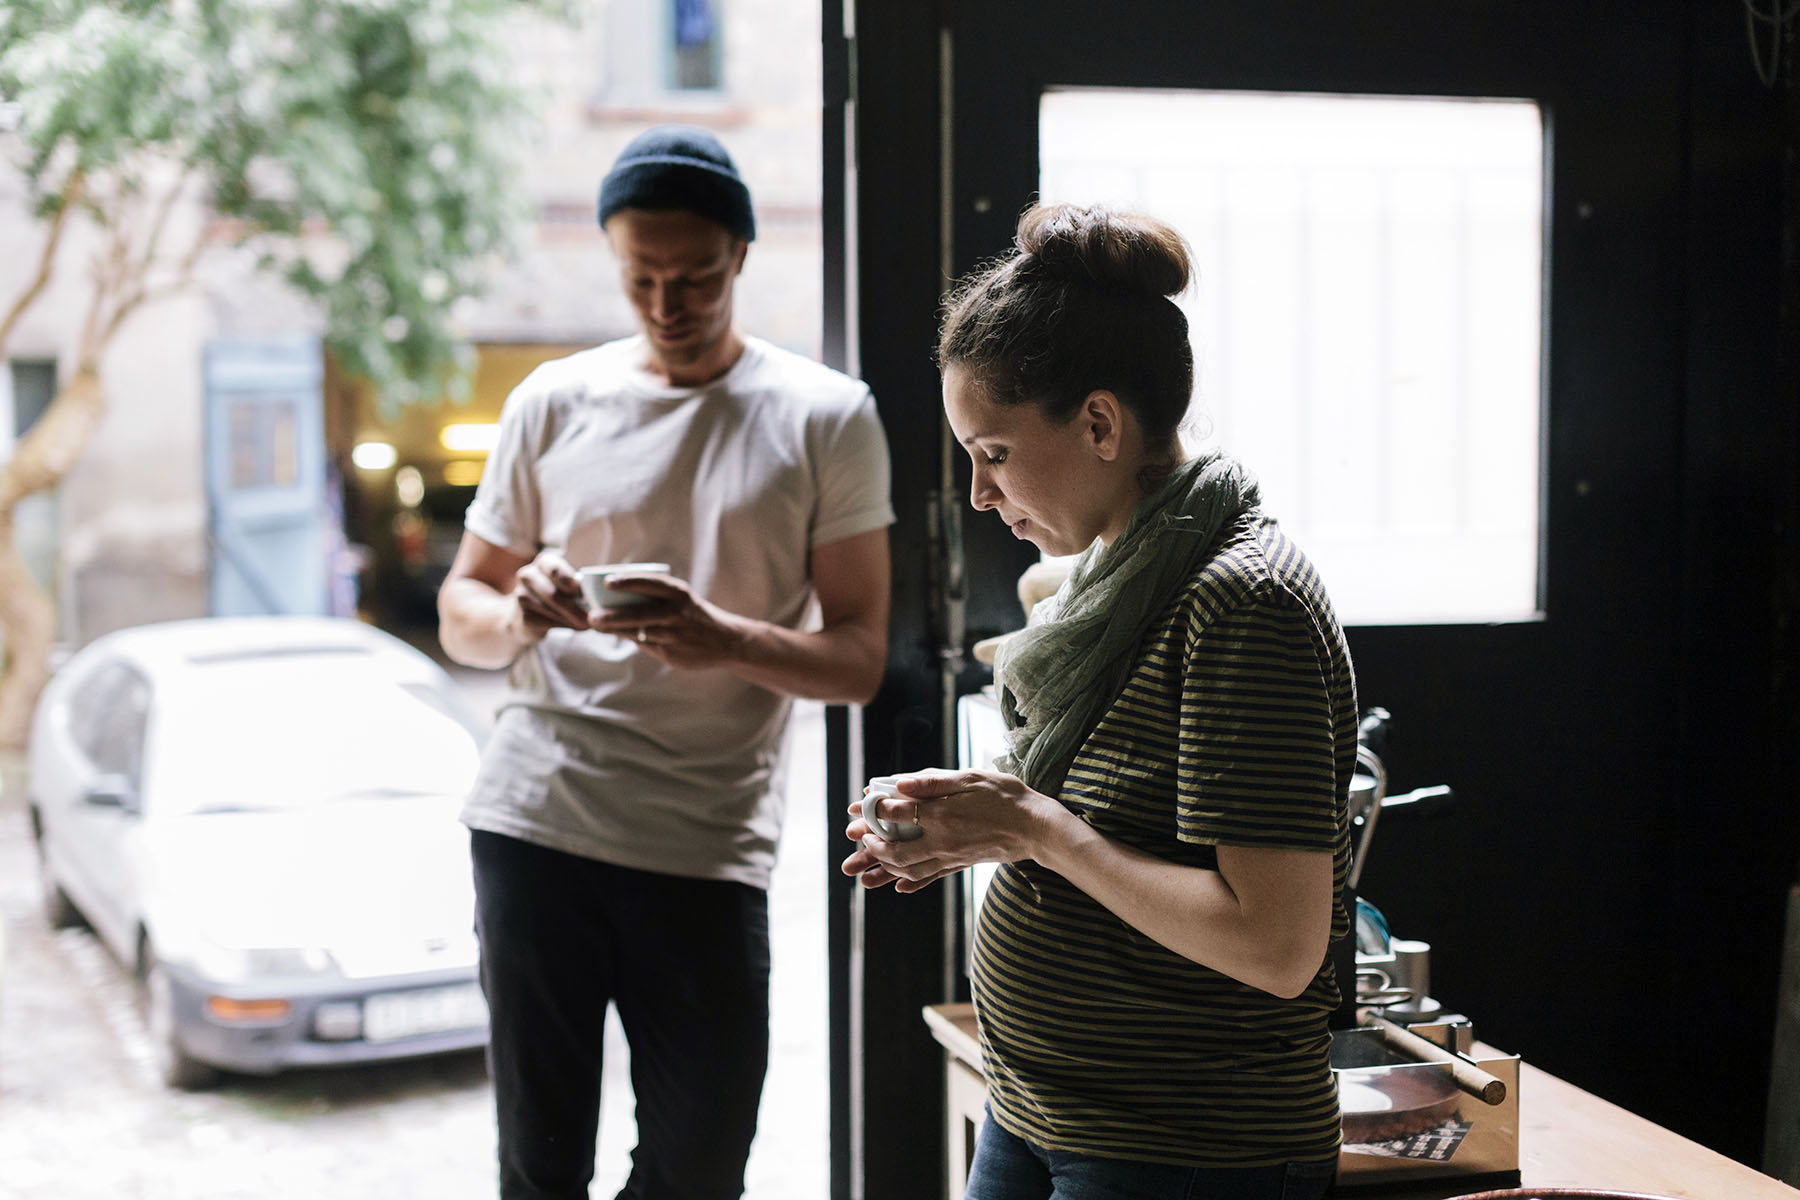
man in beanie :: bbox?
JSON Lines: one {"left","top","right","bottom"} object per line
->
{"left": 439, "top": 125, "right": 893, "bottom": 1200}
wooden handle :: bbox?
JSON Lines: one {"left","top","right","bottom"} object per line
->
{"left": 1368, "top": 1016, "right": 1508, "bottom": 1105}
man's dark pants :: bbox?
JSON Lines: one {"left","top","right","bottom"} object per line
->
{"left": 471, "top": 830, "right": 772, "bottom": 1200}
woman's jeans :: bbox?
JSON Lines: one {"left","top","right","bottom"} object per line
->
{"left": 471, "top": 830, "right": 771, "bottom": 1200}
{"left": 963, "top": 1109, "right": 1337, "bottom": 1200}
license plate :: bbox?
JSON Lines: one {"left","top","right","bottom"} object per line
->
{"left": 362, "top": 982, "right": 488, "bottom": 1042}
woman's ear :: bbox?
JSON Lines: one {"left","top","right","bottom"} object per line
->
{"left": 1082, "top": 390, "right": 1124, "bottom": 461}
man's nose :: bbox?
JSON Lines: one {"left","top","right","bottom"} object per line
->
{"left": 650, "top": 282, "right": 682, "bottom": 321}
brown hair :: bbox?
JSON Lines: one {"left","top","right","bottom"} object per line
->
{"left": 937, "top": 204, "right": 1195, "bottom": 452}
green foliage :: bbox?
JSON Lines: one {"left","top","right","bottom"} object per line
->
{"left": 0, "top": 4, "right": 199, "bottom": 213}
{"left": 0, "top": 0, "right": 566, "bottom": 409}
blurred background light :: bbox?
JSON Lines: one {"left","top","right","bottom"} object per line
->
{"left": 439, "top": 423, "right": 499, "bottom": 454}
{"left": 396, "top": 465, "right": 425, "bottom": 508}
{"left": 351, "top": 441, "right": 398, "bottom": 470}
{"left": 441, "top": 460, "right": 485, "bottom": 488}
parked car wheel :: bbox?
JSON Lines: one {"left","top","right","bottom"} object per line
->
{"left": 140, "top": 949, "right": 220, "bottom": 1091}
{"left": 29, "top": 807, "right": 83, "bottom": 931}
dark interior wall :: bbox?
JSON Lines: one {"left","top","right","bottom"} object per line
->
{"left": 1346, "top": 0, "right": 1791, "bottom": 1163}
{"left": 1783, "top": 13, "right": 1800, "bottom": 905}
{"left": 1667, "top": 0, "right": 1797, "bottom": 1161}
{"left": 826, "top": 0, "right": 1800, "bottom": 1191}
{"left": 1348, "top": 2, "right": 1796, "bottom": 1163}
{"left": 1767, "top": 18, "right": 1800, "bottom": 1170}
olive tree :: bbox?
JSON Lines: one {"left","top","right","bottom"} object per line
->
{"left": 0, "top": 0, "right": 557, "bottom": 747}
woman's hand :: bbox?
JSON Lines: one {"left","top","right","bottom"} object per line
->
{"left": 839, "top": 768, "right": 1068, "bottom": 893}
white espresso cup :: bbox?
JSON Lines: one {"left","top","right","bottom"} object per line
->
{"left": 861, "top": 775, "right": 925, "bottom": 842}
{"left": 578, "top": 562, "right": 670, "bottom": 611}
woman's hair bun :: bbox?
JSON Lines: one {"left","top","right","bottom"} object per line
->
{"left": 1015, "top": 203, "right": 1191, "bottom": 299}
{"left": 937, "top": 200, "right": 1196, "bottom": 449}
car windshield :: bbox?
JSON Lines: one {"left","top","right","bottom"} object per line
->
{"left": 151, "top": 674, "right": 482, "bottom": 816}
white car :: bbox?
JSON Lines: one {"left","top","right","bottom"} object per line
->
{"left": 28, "top": 616, "right": 489, "bottom": 1088}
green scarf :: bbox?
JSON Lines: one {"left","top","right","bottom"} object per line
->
{"left": 992, "top": 450, "right": 1261, "bottom": 797}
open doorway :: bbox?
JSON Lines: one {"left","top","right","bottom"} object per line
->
{"left": 319, "top": 0, "right": 837, "bottom": 1192}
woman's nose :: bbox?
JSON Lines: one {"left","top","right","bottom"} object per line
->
{"left": 969, "top": 468, "right": 1000, "bottom": 511}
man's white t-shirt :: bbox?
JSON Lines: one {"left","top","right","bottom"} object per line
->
{"left": 459, "top": 334, "right": 894, "bottom": 888}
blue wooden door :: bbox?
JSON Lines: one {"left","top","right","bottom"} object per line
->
{"left": 203, "top": 337, "right": 329, "bottom": 617}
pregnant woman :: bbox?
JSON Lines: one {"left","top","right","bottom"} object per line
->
{"left": 845, "top": 202, "right": 1357, "bottom": 1200}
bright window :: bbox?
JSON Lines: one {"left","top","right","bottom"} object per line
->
{"left": 1040, "top": 89, "right": 1546, "bottom": 624}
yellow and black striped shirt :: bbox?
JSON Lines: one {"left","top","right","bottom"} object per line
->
{"left": 972, "top": 514, "right": 1357, "bottom": 1167}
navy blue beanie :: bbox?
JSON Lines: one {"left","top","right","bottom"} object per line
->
{"left": 597, "top": 125, "right": 756, "bottom": 242}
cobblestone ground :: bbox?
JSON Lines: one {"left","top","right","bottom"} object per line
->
{"left": 0, "top": 679, "right": 831, "bottom": 1200}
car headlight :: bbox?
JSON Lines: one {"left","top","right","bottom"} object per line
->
{"left": 164, "top": 936, "right": 340, "bottom": 984}
{"left": 223, "top": 946, "right": 339, "bottom": 979}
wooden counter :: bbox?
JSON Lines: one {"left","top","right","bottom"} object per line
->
{"left": 923, "top": 1002, "right": 1800, "bottom": 1200}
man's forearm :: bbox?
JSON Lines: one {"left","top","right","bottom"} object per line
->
{"left": 727, "top": 617, "right": 886, "bottom": 705}
{"left": 437, "top": 577, "right": 534, "bottom": 669}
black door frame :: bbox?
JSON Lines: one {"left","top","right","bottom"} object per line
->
{"left": 824, "top": 4, "right": 1796, "bottom": 1196}
{"left": 822, "top": 8, "right": 968, "bottom": 1200}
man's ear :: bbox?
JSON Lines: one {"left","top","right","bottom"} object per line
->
{"left": 1083, "top": 389, "right": 1124, "bottom": 461}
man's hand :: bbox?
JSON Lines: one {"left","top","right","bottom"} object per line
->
{"left": 509, "top": 550, "right": 595, "bottom": 642}
{"left": 442, "top": 527, "right": 889, "bottom": 702}
{"left": 587, "top": 572, "right": 752, "bottom": 669}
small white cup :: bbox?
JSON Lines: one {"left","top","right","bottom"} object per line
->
{"left": 861, "top": 775, "right": 924, "bottom": 842}
{"left": 578, "top": 562, "right": 670, "bottom": 611}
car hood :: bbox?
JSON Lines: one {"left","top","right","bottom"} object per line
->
{"left": 143, "top": 796, "right": 477, "bottom": 977}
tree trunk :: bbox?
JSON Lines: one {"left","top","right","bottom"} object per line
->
{"left": 0, "top": 519, "right": 55, "bottom": 751}
{"left": 0, "top": 366, "right": 107, "bottom": 750}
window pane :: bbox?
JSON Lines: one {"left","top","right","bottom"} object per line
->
{"left": 9, "top": 359, "right": 62, "bottom": 601}
{"left": 599, "top": 1, "right": 722, "bottom": 99}
{"left": 11, "top": 358, "right": 56, "bottom": 437}
{"left": 1040, "top": 89, "right": 1545, "bottom": 624}
{"left": 669, "top": 0, "right": 720, "bottom": 90}
{"left": 226, "top": 395, "right": 303, "bottom": 491}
